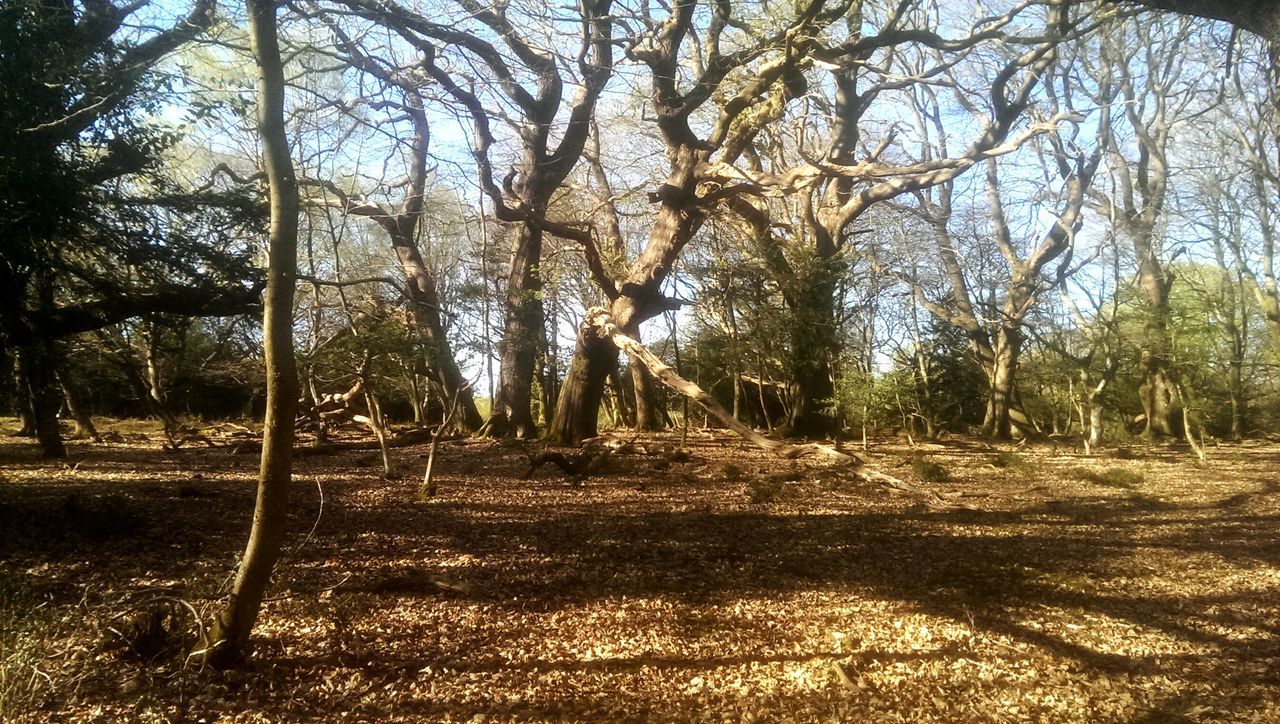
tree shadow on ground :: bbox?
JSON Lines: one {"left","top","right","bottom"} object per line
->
{"left": 3, "top": 438, "right": 1278, "bottom": 720}
{"left": 328, "top": 488, "right": 1279, "bottom": 668}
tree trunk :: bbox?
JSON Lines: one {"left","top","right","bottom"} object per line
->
{"left": 207, "top": 0, "right": 299, "bottom": 667}
{"left": 982, "top": 326, "right": 1021, "bottom": 440}
{"left": 545, "top": 319, "right": 616, "bottom": 445}
{"left": 59, "top": 372, "right": 98, "bottom": 441}
{"left": 390, "top": 233, "right": 482, "bottom": 433}
{"left": 547, "top": 143, "right": 702, "bottom": 445}
{"left": 631, "top": 354, "right": 663, "bottom": 431}
{"left": 486, "top": 223, "right": 544, "bottom": 437}
{"left": 19, "top": 342, "right": 66, "bottom": 458}
{"left": 608, "top": 364, "right": 633, "bottom": 428}
{"left": 1088, "top": 399, "right": 1104, "bottom": 449}
{"left": 1136, "top": 277, "right": 1184, "bottom": 438}
{"left": 12, "top": 349, "right": 36, "bottom": 437}
{"left": 784, "top": 236, "right": 841, "bottom": 439}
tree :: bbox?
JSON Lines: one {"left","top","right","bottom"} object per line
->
{"left": 1084, "top": 13, "right": 1209, "bottom": 438}
{"left": 1117, "top": 0, "right": 1280, "bottom": 44}
{"left": 289, "top": 18, "right": 484, "bottom": 432}
{"left": 322, "top": 0, "right": 618, "bottom": 438}
{"left": 911, "top": 133, "right": 1099, "bottom": 439}
{"left": 0, "top": 0, "right": 261, "bottom": 457}
{"left": 206, "top": 0, "right": 300, "bottom": 667}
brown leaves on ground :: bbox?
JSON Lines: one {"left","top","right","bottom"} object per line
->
{"left": 1, "top": 424, "right": 1278, "bottom": 722}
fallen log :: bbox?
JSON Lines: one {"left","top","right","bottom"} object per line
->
{"left": 586, "top": 309, "right": 988, "bottom": 511}
{"left": 232, "top": 427, "right": 440, "bottom": 456}
{"left": 585, "top": 307, "right": 914, "bottom": 489}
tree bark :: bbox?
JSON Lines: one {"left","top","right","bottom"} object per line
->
{"left": 58, "top": 371, "right": 98, "bottom": 441}
{"left": 488, "top": 222, "right": 544, "bottom": 437}
{"left": 20, "top": 342, "right": 66, "bottom": 458}
{"left": 207, "top": 0, "right": 300, "bottom": 667}
{"left": 390, "top": 231, "right": 482, "bottom": 433}
{"left": 11, "top": 349, "right": 36, "bottom": 437}
{"left": 1135, "top": 260, "right": 1184, "bottom": 438}
{"left": 546, "top": 142, "right": 701, "bottom": 445}
{"left": 1121, "top": 0, "right": 1280, "bottom": 42}
{"left": 785, "top": 271, "right": 838, "bottom": 438}
{"left": 983, "top": 326, "right": 1022, "bottom": 439}
{"left": 630, "top": 354, "right": 663, "bottom": 431}
{"left": 545, "top": 319, "right": 616, "bottom": 445}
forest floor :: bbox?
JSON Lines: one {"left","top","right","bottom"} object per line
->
{"left": 1, "top": 419, "right": 1278, "bottom": 723}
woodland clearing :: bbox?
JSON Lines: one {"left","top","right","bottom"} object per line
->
{"left": 1, "top": 420, "right": 1278, "bottom": 722}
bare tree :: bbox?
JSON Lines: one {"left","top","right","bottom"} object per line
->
{"left": 910, "top": 127, "right": 1100, "bottom": 438}
{"left": 291, "top": 15, "right": 484, "bottom": 431}
{"left": 321, "top": 0, "right": 617, "bottom": 438}
{"left": 712, "top": 0, "right": 1083, "bottom": 437}
{"left": 206, "top": 0, "right": 301, "bottom": 667}
{"left": 1085, "top": 13, "right": 1211, "bottom": 438}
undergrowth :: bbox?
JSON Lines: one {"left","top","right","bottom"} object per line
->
{"left": 1067, "top": 466, "right": 1145, "bottom": 488}
{"left": 0, "top": 572, "right": 52, "bottom": 719}
{"left": 990, "top": 451, "right": 1030, "bottom": 470}
{"left": 911, "top": 455, "right": 950, "bottom": 483}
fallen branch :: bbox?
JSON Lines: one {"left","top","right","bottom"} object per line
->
{"left": 585, "top": 308, "right": 910, "bottom": 484}
{"left": 232, "top": 427, "right": 440, "bottom": 456}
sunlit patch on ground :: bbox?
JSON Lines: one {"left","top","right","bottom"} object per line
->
{"left": 1, "top": 427, "right": 1278, "bottom": 721}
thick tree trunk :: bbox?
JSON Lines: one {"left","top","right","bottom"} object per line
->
{"left": 486, "top": 223, "right": 544, "bottom": 437}
{"left": 1088, "top": 399, "right": 1104, "bottom": 449}
{"left": 784, "top": 266, "right": 838, "bottom": 437}
{"left": 20, "top": 342, "right": 66, "bottom": 458}
{"left": 545, "top": 319, "right": 616, "bottom": 445}
{"left": 547, "top": 142, "right": 702, "bottom": 445}
{"left": 140, "top": 322, "right": 179, "bottom": 436}
{"left": 207, "top": 0, "right": 299, "bottom": 667}
{"left": 390, "top": 234, "right": 482, "bottom": 433}
{"left": 1139, "top": 364, "right": 1184, "bottom": 438}
{"left": 630, "top": 354, "right": 663, "bottom": 431}
{"left": 982, "top": 327, "right": 1021, "bottom": 440}
{"left": 588, "top": 308, "right": 862, "bottom": 466}
{"left": 1137, "top": 276, "right": 1185, "bottom": 438}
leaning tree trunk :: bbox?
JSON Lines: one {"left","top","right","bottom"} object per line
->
{"left": 391, "top": 235, "right": 482, "bottom": 433}
{"left": 207, "top": 0, "right": 299, "bottom": 667}
{"left": 545, "top": 320, "right": 617, "bottom": 445}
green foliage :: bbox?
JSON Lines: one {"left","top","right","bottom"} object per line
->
{"left": 919, "top": 319, "right": 988, "bottom": 431}
{"left": 0, "top": 0, "right": 261, "bottom": 349}
{"left": 910, "top": 455, "right": 951, "bottom": 483}
{"left": 747, "top": 476, "right": 787, "bottom": 503}
{"left": 834, "top": 367, "right": 918, "bottom": 432}
{"left": 1067, "top": 466, "right": 1145, "bottom": 488}
{"left": 990, "top": 451, "right": 1031, "bottom": 471}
